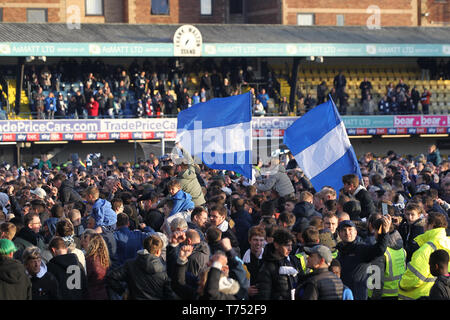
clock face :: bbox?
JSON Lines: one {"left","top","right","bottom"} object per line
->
{"left": 173, "top": 25, "right": 202, "bottom": 56}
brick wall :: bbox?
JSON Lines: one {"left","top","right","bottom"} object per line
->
{"left": 179, "top": 0, "right": 226, "bottom": 24}
{"left": 105, "top": 0, "right": 124, "bottom": 22}
{"left": 246, "top": 0, "right": 281, "bottom": 24}
{"left": 283, "top": 0, "right": 419, "bottom": 26}
{"left": 423, "top": 0, "right": 450, "bottom": 25}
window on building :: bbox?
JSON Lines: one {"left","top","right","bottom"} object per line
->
{"left": 229, "top": 0, "right": 243, "bottom": 14}
{"left": 85, "top": 0, "right": 104, "bottom": 16}
{"left": 201, "top": 0, "right": 212, "bottom": 15}
{"left": 297, "top": 13, "right": 314, "bottom": 26}
{"left": 0, "top": 9, "right": 3, "bottom": 22}
{"left": 27, "top": 9, "right": 48, "bottom": 23}
{"left": 151, "top": 0, "right": 170, "bottom": 15}
{"left": 337, "top": 14, "right": 345, "bottom": 26}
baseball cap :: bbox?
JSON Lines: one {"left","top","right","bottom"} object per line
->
{"left": 304, "top": 245, "right": 333, "bottom": 265}
{"left": 337, "top": 220, "right": 356, "bottom": 232}
{"left": 31, "top": 187, "right": 46, "bottom": 199}
{"left": 0, "top": 239, "right": 17, "bottom": 255}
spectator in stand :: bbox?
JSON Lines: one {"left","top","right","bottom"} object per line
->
{"left": 44, "top": 92, "right": 57, "bottom": 120}
{"left": 258, "top": 88, "right": 270, "bottom": 113}
{"left": 200, "top": 71, "right": 213, "bottom": 99}
{"left": 40, "top": 67, "right": 52, "bottom": 91}
{"left": 411, "top": 86, "right": 421, "bottom": 114}
{"left": 119, "top": 70, "right": 130, "bottom": 90}
{"left": 279, "top": 96, "right": 290, "bottom": 115}
{"left": 359, "top": 77, "right": 372, "bottom": 103}
{"left": 386, "top": 82, "right": 396, "bottom": 101}
{"left": 317, "top": 81, "right": 328, "bottom": 105}
{"left": 304, "top": 93, "right": 316, "bottom": 112}
{"left": 333, "top": 70, "right": 347, "bottom": 111}
{"left": 118, "top": 80, "right": 128, "bottom": 111}
{"left": 395, "top": 87, "right": 408, "bottom": 114}
{"left": 32, "top": 87, "right": 46, "bottom": 119}
{"left": 84, "top": 82, "right": 94, "bottom": 103}
{"left": 74, "top": 90, "right": 86, "bottom": 119}
{"left": 396, "top": 79, "right": 409, "bottom": 94}
{"left": 421, "top": 88, "right": 432, "bottom": 115}
{"left": 221, "top": 78, "right": 233, "bottom": 97}
{"left": 378, "top": 95, "right": 390, "bottom": 115}
{"left": 253, "top": 99, "right": 266, "bottom": 117}
{"left": 192, "top": 91, "right": 200, "bottom": 105}
{"left": 362, "top": 94, "right": 376, "bottom": 115}
{"left": 56, "top": 93, "right": 67, "bottom": 118}
{"left": 390, "top": 96, "right": 399, "bottom": 115}
{"left": 135, "top": 71, "right": 147, "bottom": 100}
{"left": 86, "top": 96, "right": 100, "bottom": 119}
{"left": 95, "top": 88, "right": 107, "bottom": 118}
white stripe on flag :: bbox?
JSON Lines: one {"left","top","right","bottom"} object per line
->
{"left": 177, "top": 121, "right": 251, "bottom": 154}
{"left": 294, "top": 121, "right": 351, "bottom": 179}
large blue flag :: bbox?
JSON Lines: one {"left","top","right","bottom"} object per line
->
{"left": 283, "top": 99, "right": 361, "bottom": 193}
{"left": 176, "top": 92, "right": 252, "bottom": 179}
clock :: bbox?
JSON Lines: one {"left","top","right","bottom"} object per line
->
{"left": 173, "top": 25, "right": 203, "bottom": 57}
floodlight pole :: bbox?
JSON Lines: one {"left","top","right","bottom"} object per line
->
{"left": 289, "top": 57, "right": 301, "bottom": 113}
{"left": 15, "top": 57, "right": 25, "bottom": 115}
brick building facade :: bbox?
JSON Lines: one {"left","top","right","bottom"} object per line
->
{"left": 0, "top": 0, "right": 447, "bottom": 26}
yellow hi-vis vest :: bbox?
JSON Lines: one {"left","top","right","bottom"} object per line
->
{"left": 295, "top": 252, "right": 312, "bottom": 274}
{"left": 381, "top": 247, "right": 407, "bottom": 297}
{"left": 398, "top": 228, "right": 450, "bottom": 300}
{"left": 368, "top": 247, "right": 406, "bottom": 299}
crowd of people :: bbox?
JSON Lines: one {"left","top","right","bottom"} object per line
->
{"left": 0, "top": 141, "right": 449, "bottom": 300}
{"left": 7, "top": 58, "right": 446, "bottom": 119}
{"left": 22, "top": 58, "right": 279, "bottom": 120}
{"left": 297, "top": 74, "right": 436, "bottom": 116}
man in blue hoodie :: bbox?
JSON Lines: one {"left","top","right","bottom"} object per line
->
{"left": 167, "top": 179, "right": 195, "bottom": 217}
{"left": 85, "top": 186, "right": 118, "bottom": 269}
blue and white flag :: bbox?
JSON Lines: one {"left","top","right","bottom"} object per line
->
{"left": 283, "top": 99, "right": 361, "bottom": 193}
{"left": 176, "top": 92, "right": 252, "bottom": 179}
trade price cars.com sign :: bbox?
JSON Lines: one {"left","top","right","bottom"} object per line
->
{"left": 0, "top": 116, "right": 448, "bottom": 142}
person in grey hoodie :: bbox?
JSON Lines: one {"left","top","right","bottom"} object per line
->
{"left": 256, "top": 158, "right": 295, "bottom": 198}
{"left": 174, "top": 143, "right": 206, "bottom": 207}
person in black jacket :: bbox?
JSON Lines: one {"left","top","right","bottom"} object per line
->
{"left": 296, "top": 245, "right": 343, "bottom": 300}
{"left": 397, "top": 202, "right": 426, "bottom": 263}
{"left": 0, "top": 239, "right": 32, "bottom": 300}
{"left": 106, "top": 234, "right": 176, "bottom": 300}
{"left": 293, "top": 191, "right": 322, "bottom": 227}
{"left": 47, "top": 237, "right": 87, "bottom": 300}
{"left": 428, "top": 249, "right": 450, "bottom": 300}
{"left": 230, "top": 198, "right": 254, "bottom": 255}
{"left": 342, "top": 174, "right": 376, "bottom": 219}
{"left": 52, "top": 173, "right": 83, "bottom": 205}
{"left": 336, "top": 217, "right": 391, "bottom": 300}
{"left": 22, "top": 246, "right": 60, "bottom": 300}
{"left": 208, "top": 205, "right": 241, "bottom": 256}
{"left": 255, "top": 228, "right": 303, "bottom": 300}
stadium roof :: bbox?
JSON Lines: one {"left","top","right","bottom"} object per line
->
{"left": 0, "top": 23, "right": 448, "bottom": 44}
{"left": 0, "top": 23, "right": 448, "bottom": 57}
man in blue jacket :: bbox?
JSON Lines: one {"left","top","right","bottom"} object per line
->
{"left": 85, "top": 186, "right": 119, "bottom": 269}
{"left": 44, "top": 92, "right": 57, "bottom": 119}
{"left": 167, "top": 179, "right": 195, "bottom": 217}
{"left": 114, "top": 213, "right": 155, "bottom": 266}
